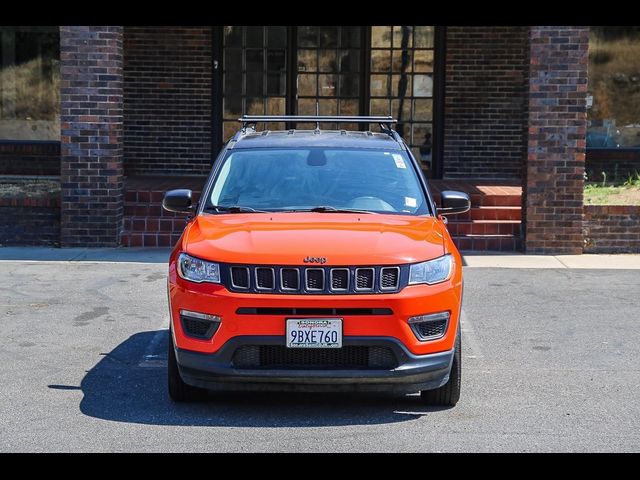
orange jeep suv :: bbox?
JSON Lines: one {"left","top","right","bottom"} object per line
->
{"left": 164, "top": 116, "right": 470, "bottom": 406}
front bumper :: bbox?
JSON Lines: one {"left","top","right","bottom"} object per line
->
{"left": 175, "top": 335, "right": 455, "bottom": 393}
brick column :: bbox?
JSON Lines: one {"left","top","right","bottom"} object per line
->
{"left": 524, "top": 26, "right": 589, "bottom": 254}
{"left": 60, "top": 26, "right": 124, "bottom": 247}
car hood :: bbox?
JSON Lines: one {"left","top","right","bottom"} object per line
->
{"left": 184, "top": 213, "right": 446, "bottom": 265}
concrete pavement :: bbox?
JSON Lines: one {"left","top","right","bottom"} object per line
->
{"left": 0, "top": 254, "right": 639, "bottom": 451}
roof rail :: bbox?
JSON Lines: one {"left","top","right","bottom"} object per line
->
{"left": 238, "top": 115, "right": 398, "bottom": 137}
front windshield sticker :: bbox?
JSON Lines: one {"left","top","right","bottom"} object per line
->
{"left": 405, "top": 197, "right": 417, "bottom": 208}
{"left": 392, "top": 154, "right": 407, "bottom": 169}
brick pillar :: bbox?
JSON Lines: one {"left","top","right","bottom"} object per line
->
{"left": 60, "top": 26, "right": 124, "bottom": 247}
{"left": 524, "top": 26, "right": 589, "bottom": 254}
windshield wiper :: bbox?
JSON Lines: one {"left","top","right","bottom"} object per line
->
{"left": 282, "top": 206, "right": 378, "bottom": 214}
{"left": 205, "top": 205, "right": 269, "bottom": 214}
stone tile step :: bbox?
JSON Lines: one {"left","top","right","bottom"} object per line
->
{"left": 123, "top": 217, "right": 189, "bottom": 233}
{"left": 446, "top": 220, "right": 521, "bottom": 236}
{"left": 124, "top": 190, "right": 202, "bottom": 205}
{"left": 120, "top": 231, "right": 183, "bottom": 248}
{"left": 450, "top": 206, "right": 521, "bottom": 221}
{"left": 452, "top": 234, "right": 522, "bottom": 252}
{"left": 124, "top": 204, "right": 192, "bottom": 217}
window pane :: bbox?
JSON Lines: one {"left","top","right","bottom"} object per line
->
{"left": 339, "top": 99, "right": 359, "bottom": 116}
{"left": 319, "top": 74, "right": 337, "bottom": 97}
{"left": 245, "top": 72, "right": 263, "bottom": 96}
{"left": 267, "top": 50, "right": 286, "bottom": 73}
{"left": 341, "top": 28, "right": 361, "bottom": 48}
{"left": 223, "top": 121, "right": 237, "bottom": 142}
{"left": 413, "top": 74, "right": 433, "bottom": 97}
{"left": 224, "top": 72, "right": 243, "bottom": 96}
{"left": 391, "top": 49, "right": 413, "bottom": 72}
{"left": 413, "top": 49, "right": 434, "bottom": 73}
{"left": 318, "top": 98, "right": 338, "bottom": 115}
{"left": 393, "top": 26, "right": 413, "bottom": 49}
{"left": 298, "top": 74, "right": 317, "bottom": 96}
{"left": 246, "top": 26, "right": 263, "bottom": 48}
{"left": 414, "top": 26, "right": 434, "bottom": 48}
{"left": 224, "top": 26, "right": 242, "bottom": 47}
{"left": 0, "top": 26, "right": 60, "bottom": 141}
{"left": 298, "top": 49, "right": 317, "bottom": 72}
{"left": 318, "top": 49, "right": 338, "bottom": 72}
{"left": 224, "top": 48, "right": 242, "bottom": 71}
{"left": 267, "top": 27, "right": 287, "bottom": 48}
{"left": 337, "top": 50, "right": 360, "bottom": 73}
{"left": 319, "top": 26, "right": 338, "bottom": 48}
{"left": 297, "top": 98, "right": 317, "bottom": 115}
{"left": 370, "top": 99, "right": 390, "bottom": 116}
{"left": 224, "top": 96, "right": 242, "bottom": 119}
{"left": 371, "top": 26, "right": 391, "bottom": 48}
{"left": 371, "top": 50, "right": 391, "bottom": 73}
{"left": 370, "top": 74, "right": 390, "bottom": 97}
{"left": 412, "top": 123, "right": 432, "bottom": 155}
{"left": 391, "top": 98, "right": 412, "bottom": 120}
{"left": 588, "top": 27, "right": 640, "bottom": 149}
{"left": 298, "top": 26, "right": 317, "bottom": 48}
{"left": 339, "top": 74, "right": 360, "bottom": 97}
{"left": 245, "top": 49, "right": 264, "bottom": 71}
{"left": 246, "top": 97, "right": 264, "bottom": 115}
{"left": 267, "top": 73, "right": 285, "bottom": 96}
{"left": 391, "top": 75, "right": 412, "bottom": 98}
{"left": 413, "top": 99, "right": 433, "bottom": 121}
{"left": 267, "top": 97, "right": 285, "bottom": 116}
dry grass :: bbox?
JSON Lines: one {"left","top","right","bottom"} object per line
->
{"left": 589, "top": 36, "right": 640, "bottom": 126}
{"left": 0, "top": 57, "right": 60, "bottom": 121}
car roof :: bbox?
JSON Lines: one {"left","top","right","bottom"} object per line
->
{"left": 228, "top": 129, "right": 405, "bottom": 151}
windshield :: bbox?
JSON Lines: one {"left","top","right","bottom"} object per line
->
{"left": 204, "top": 148, "right": 430, "bottom": 215}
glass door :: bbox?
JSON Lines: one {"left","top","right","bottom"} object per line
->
{"left": 369, "top": 26, "right": 436, "bottom": 175}
{"left": 221, "top": 26, "right": 288, "bottom": 142}
{"left": 295, "top": 26, "right": 363, "bottom": 130}
{"left": 218, "top": 26, "right": 441, "bottom": 177}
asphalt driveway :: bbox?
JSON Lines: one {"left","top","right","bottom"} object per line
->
{"left": 0, "top": 252, "right": 638, "bottom": 452}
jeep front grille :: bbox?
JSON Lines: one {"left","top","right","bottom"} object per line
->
{"left": 222, "top": 264, "right": 408, "bottom": 294}
{"left": 380, "top": 267, "right": 400, "bottom": 290}
{"left": 230, "top": 267, "right": 250, "bottom": 289}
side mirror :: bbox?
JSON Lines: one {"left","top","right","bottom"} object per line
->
{"left": 162, "top": 189, "right": 193, "bottom": 213}
{"left": 437, "top": 190, "right": 471, "bottom": 216}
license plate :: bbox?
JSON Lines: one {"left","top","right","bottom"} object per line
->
{"left": 286, "top": 318, "right": 342, "bottom": 348}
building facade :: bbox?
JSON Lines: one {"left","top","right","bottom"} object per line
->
{"left": 1, "top": 26, "right": 639, "bottom": 253}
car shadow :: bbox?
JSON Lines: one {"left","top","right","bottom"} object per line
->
{"left": 74, "top": 330, "right": 451, "bottom": 427}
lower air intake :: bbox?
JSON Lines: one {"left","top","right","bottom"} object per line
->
{"left": 232, "top": 345, "right": 397, "bottom": 369}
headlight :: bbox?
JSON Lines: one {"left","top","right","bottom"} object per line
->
{"left": 177, "top": 253, "right": 221, "bottom": 284}
{"left": 408, "top": 254, "right": 453, "bottom": 285}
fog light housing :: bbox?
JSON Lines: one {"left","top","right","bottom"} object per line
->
{"left": 179, "top": 309, "right": 221, "bottom": 340}
{"left": 408, "top": 312, "right": 450, "bottom": 341}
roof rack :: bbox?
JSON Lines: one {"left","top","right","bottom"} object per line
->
{"left": 238, "top": 115, "right": 397, "bottom": 134}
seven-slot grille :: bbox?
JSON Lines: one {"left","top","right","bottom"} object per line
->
{"left": 227, "top": 265, "right": 404, "bottom": 294}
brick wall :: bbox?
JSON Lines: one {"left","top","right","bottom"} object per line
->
{"left": 0, "top": 179, "right": 60, "bottom": 246}
{"left": 444, "top": 26, "right": 528, "bottom": 179}
{"left": 583, "top": 205, "right": 640, "bottom": 253}
{"left": 524, "top": 26, "right": 589, "bottom": 255}
{"left": 0, "top": 141, "right": 60, "bottom": 176}
{"left": 123, "top": 26, "right": 212, "bottom": 176}
{"left": 60, "top": 26, "right": 124, "bottom": 247}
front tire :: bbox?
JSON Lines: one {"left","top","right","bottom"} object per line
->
{"left": 167, "top": 328, "right": 207, "bottom": 402}
{"left": 420, "top": 329, "right": 461, "bottom": 406}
